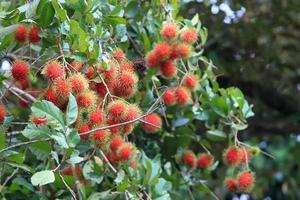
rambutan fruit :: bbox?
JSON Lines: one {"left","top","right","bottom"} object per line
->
{"left": 180, "top": 28, "right": 198, "bottom": 44}
{"left": 122, "top": 104, "right": 142, "bottom": 122}
{"left": 19, "top": 79, "right": 30, "bottom": 89}
{"left": 43, "top": 61, "right": 64, "bottom": 82}
{"left": 153, "top": 43, "right": 171, "bottom": 61}
{"left": 239, "top": 147, "right": 252, "bottom": 165}
{"left": 11, "top": 60, "right": 29, "bottom": 81}
{"left": 18, "top": 98, "right": 29, "bottom": 108}
{"left": 160, "top": 61, "right": 177, "bottom": 79}
{"left": 85, "top": 66, "right": 96, "bottom": 80}
{"left": 76, "top": 91, "right": 97, "bottom": 108}
{"left": 169, "top": 44, "right": 179, "bottom": 60}
{"left": 0, "top": 105, "right": 7, "bottom": 122}
{"left": 70, "top": 60, "right": 83, "bottom": 72}
{"left": 163, "top": 88, "right": 177, "bottom": 106}
{"left": 117, "top": 143, "right": 132, "bottom": 161}
{"left": 45, "top": 87, "right": 57, "bottom": 103}
{"left": 28, "top": 25, "right": 41, "bottom": 43}
{"left": 112, "top": 72, "right": 138, "bottom": 98}
{"left": 225, "top": 178, "right": 238, "bottom": 192}
{"left": 176, "top": 43, "right": 191, "bottom": 59}
{"left": 89, "top": 110, "right": 105, "bottom": 126}
{"left": 161, "top": 23, "right": 178, "bottom": 40}
{"left": 197, "top": 154, "right": 214, "bottom": 169}
{"left": 62, "top": 165, "right": 82, "bottom": 177}
{"left": 99, "top": 60, "right": 119, "bottom": 82}
{"left": 107, "top": 119, "right": 122, "bottom": 134}
{"left": 105, "top": 151, "right": 119, "bottom": 164}
{"left": 175, "top": 87, "right": 191, "bottom": 106}
{"left": 78, "top": 123, "right": 91, "bottom": 140}
{"left": 120, "top": 61, "right": 135, "bottom": 72}
{"left": 122, "top": 124, "right": 135, "bottom": 135}
{"left": 182, "top": 150, "right": 196, "bottom": 168}
{"left": 183, "top": 74, "right": 198, "bottom": 91}
{"left": 141, "top": 113, "right": 162, "bottom": 134}
{"left": 107, "top": 100, "right": 127, "bottom": 121}
{"left": 69, "top": 73, "right": 89, "bottom": 94}
{"left": 14, "top": 25, "right": 27, "bottom": 43}
{"left": 53, "top": 79, "right": 71, "bottom": 99}
{"left": 32, "top": 116, "right": 47, "bottom": 125}
{"left": 223, "top": 146, "right": 240, "bottom": 166}
{"left": 146, "top": 51, "right": 160, "bottom": 68}
{"left": 95, "top": 82, "right": 110, "bottom": 97}
{"left": 237, "top": 171, "right": 255, "bottom": 192}
{"left": 93, "top": 129, "right": 110, "bottom": 148}
{"left": 110, "top": 135, "right": 123, "bottom": 151}
{"left": 112, "top": 48, "right": 126, "bottom": 62}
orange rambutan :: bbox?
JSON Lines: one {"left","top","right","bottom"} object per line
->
{"left": 43, "top": 61, "right": 64, "bottom": 82}
{"left": 141, "top": 113, "right": 162, "bottom": 134}
{"left": 76, "top": 91, "right": 97, "bottom": 108}
{"left": 112, "top": 48, "right": 126, "bottom": 62}
{"left": 237, "top": 171, "right": 255, "bottom": 192}
{"left": 110, "top": 135, "right": 123, "bottom": 151}
{"left": 53, "top": 79, "right": 71, "bottom": 99}
{"left": 107, "top": 100, "right": 127, "bottom": 121}
{"left": 70, "top": 60, "right": 83, "bottom": 72}
{"left": 45, "top": 87, "right": 57, "bottom": 103}
{"left": 161, "top": 23, "right": 178, "bottom": 40}
{"left": 163, "top": 88, "right": 177, "bottom": 106}
{"left": 223, "top": 146, "right": 240, "bottom": 166}
{"left": 69, "top": 73, "right": 89, "bottom": 94}
{"left": 0, "top": 105, "right": 7, "bottom": 122}
{"left": 117, "top": 143, "right": 132, "bottom": 161}
{"left": 146, "top": 51, "right": 160, "bottom": 68}
{"left": 183, "top": 74, "right": 198, "bottom": 91}
{"left": 239, "top": 147, "right": 252, "bottom": 165}
{"left": 15, "top": 25, "right": 27, "bottom": 43}
{"left": 153, "top": 43, "right": 171, "bottom": 61}
{"left": 197, "top": 154, "right": 214, "bottom": 169}
{"left": 180, "top": 28, "right": 198, "bottom": 44}
{"left": 176, "top": 43, "right": 191, "bottom": 59}
{"left": 28, "top": 25, "right": 41, "bottom": 43}
{"left": 169, "top": 44, "right": 179, "bottom": 60}
{"left": 160, "top": 61, "right": 177, "bottom": 79}
{"left": 93, "top": 129, "right": 110, "bottom": 147}
{"left": 182, "top": 150, "right": 196, "bottom": 168}
{"left": 120, "top": 61, "right": 135, "bottom": 72}
{"left": 11, "top": 60, "right": 29, "bottom": 81}
{"left": 112, "top": 72, "right": 138, "bottom": 98}
{"left": 175, "top": 87, "right": 191, "bottom": 106}
{"left": 122, "top": 104, "right": 142, "bottom": 122}
{"left": 78, "top": 123, "right": 91, "bottom": 140}
{"left": 89, "top": 110, "right": 105, "bottom": 126}
{"left": 107, "top": 119, "right": 122, "bottom": 134}
{"left": 85, "top": 66, "right": 96, "bottom": 80}
{"left": 225, "top": 178, "right": 238, "bottom": 192}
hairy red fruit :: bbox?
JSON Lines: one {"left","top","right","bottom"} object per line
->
{"left": 163, "top": 88, "right": 177, "bottom": 106}
{"left": 197, "top": 154, "right": 214, "bottom": 169}
{"left": 107, "top": 119, "right": 121, "bottom": 134}
{"left": 62, "top": 165, "right": 81, "bottom": 177}
{"left": 176, "top": 43, "right": 191, "bottom": 59}
{"left": 169, "top": 44, "right": 179, "bottom": 60}
{"left": 43, "top": 61, "right": 64, "bottom": 82}
{"left": 225, "top": 178, "right": 238, "bottom": 192}
{"left": 239, "top": 147, "right": 252, "bottom": 164}
{"left": 45, "top": 88, "right": 57, "bottom": 103}
{"left": 183, "top": 74, "right": 198, "bottom": 91}
{"left": 106, "top": 151, "right": 119, "bottom": 164}
{"left": 160, "top": 61, "right": 177, "bottom": 79}
{"left": 85, "top": 66, "right": 96, "bottom": 79}
{"left": 18, "top": 98, "right": 29, "bottom": 108}
{"left": 237, "top": 171, "right": 255, "bottom": 192}
{"left": 95, "top": 82, "right": 110, "bottom": 97}
{"left": 110, "top": 135, "right": 123, "bottom": 151}
{"left": 120, "top": 61, "right": 135, "bottom": 72}
{"left": 11, "top": 60, "right": 29, "bottom": 81}
{"left": 146, "top": 51, "right": 160, "bottom": 68}
{"left": 182, "top": 150, "right": 196, "bottom": 168}
{"left": 181, "top": 28, "right": 198, "bottom": 44}
{"left": 77, "top": 91, "right": 97, "bottom": 108}
{"left": 113, "top": 72, "right": 138, "bottom": 98}
{"left": 19, "top": 79, "right": 30, "bottom": 89}
{"left": 69, "top": 73, "right": 89, "bottom": 94}
{"left": 175, "top": 87, "right": 191, "bottom": 106}
{"left": 78, "top": 123, "right": 91, "bottom": 140}
{"left": 122, "top": 124, "right": 134, "bottom": 135}
{"left": 223, "top": 146, "right": 240, "bottom": 166}
{"left": 89, "top": 110, "right": 105, "bottom": 126}
{"left": 99, "top": 60, "right": 119, "bottom": 81}
{"left": 153, "top": 43, "right": 171, "bottom": 61}
{"left": 70, "top": 60, "right": 84, "bottom": 72}
{"left": 32, "top": 116, "right": 47, "bottom": 125}
{"left": 117, "top": 143, "right": 132, "bottom": 161}
{"left": 161, "top": 23, "right": 178, "bottom": 40}
{"left": 54, "top": 79, "right": 71, "bottom": 99}
{"left": 107, "top": 100, "right": 127, "bottom": 121}
{"left": 28, "top": 26, "right": 41, "bottom": 43}
{"left": 112, "top": 48, "right": 126, "bottom": 62}
{"left": 123, "top": 104, "right": 142, "bottom": 122}
{"left": 0, "top": 105, "right": 7, "bottom": 122}
{"left": 15, "top": 25, "right": 27, "bottom": 43}
{"left": 93, "top": 130, "right": 106, "bottom": 140}
{"left": 141, "top": 113, "right": 162, "bottom": 134}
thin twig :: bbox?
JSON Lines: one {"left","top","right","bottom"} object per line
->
{"left": 59, "top": 173, "right": 78, "bottom": 200}
{"left": 0, "top": 139, "right": 51, "bottom": 154}
{"left": 0, "top": 169, "right": 18, "bottom": 193}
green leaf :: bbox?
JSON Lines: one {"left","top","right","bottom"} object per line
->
{"left": 0, "top": 131, "right": 6, "bottom": 150}
{"left": 66, "top": 130, "right": 80, "bottom": 148}
{"left": 31, "top": 170, "right": 55, "bottom": 186}
{"left": 29, "top": 141, "right": 51, "bottom": 160}
{"left": 211, "top": 96, "right": 228, "bottom": 117}
{"left": 207, "top": 130, "right": 226, "bottom": 141}
{"left": 0, "top": 24, "right": 19, "bottom": 38}
{"left": 22, "top": 124, "right": 51, "bottom": 139}
{"left": 51, "top": 132, "right": 68, "bottom": 148}
{"left": 7, "top": 162, "right": 35, "bottom": 173}
{"left": 39, "top": 2, "right": 55, "bottom": 27}
{"left": 66, "top": 94, "right": 78, "bottom": 126}
{"left": 104, "top": 16, "right": 127, "bottom": 25}
{"left": 52, "top": 0, "right": 69, "bottom": 22}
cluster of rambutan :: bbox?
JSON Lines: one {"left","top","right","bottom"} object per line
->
{"left": 223, "top": 146, "right": 256, "bottom": 193}
{"left": 146, "top": 22, "right": 198, "bottom": 79}
{"left": 14, "top": 24, "right": 41, "bottom": 44}
{"left": 177, "top": 150, "right": 214, "bottom": 170}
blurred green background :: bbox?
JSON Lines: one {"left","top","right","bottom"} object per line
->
{"left": 182, "top": 1, "right": 300, "bottom": 199}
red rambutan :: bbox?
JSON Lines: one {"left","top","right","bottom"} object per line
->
{"left": 11, "top": 60, "right": 29, "bottom": 81}
{"left": 70, "top": 60, "right": 84, "bottom": 72}
{"left": 161, "top": 23, "right": 178, "bottom": 40}
{"left": 181, "top": 28, "right": 198, "bottom": 44}
{"left": 28, "top": 25, "right": 41, "bottom": 43}
{"left": 107, "top": 100, "right": 127, "bottom": 121}
{"left": 225, "top": 178, "right": 238, "bottom": 192}
{"left": 43, "top": 61, "right": 64, "bottom": 82}
{"left": 237, "top": 171, "right": 255, "bottom": 192}
{"left": 99, "top": 60, "right": 119, "bottom": 81}
{"left": 120, "top": 61, "right": 135, "bottom": 72}
{"left": 146, "top": 51, "right": 160, "bottom": 68}
{"left": 19, "top": 79, "right": 30, "bottom": 89}
{"left": 53, "top": 79, "right": 71, "bottom": 99}
{"left": 223, "top": 146, "right": 240, "bottom": 166}
{"left": 69, "top": 73, "right": 89, "bottom": 94}
{"left": 62, "top": 165, "right": 82, "bottom": 177}
{"left": 112, "top": 48, "right": 126, "bottom": 62}
{"left": 110, "top": 135, "right": 123, "bottom": 151}
{"left": 175, "top": 87, "right": 191, "bottom": 106}
{"left": 182, "top": 150, "right": 196, "bottom": 168}
{"left": 45, "top": 87, "right": 57, "bottom": 103}
{"left": 107, "top": 119, "right": 122, "bottom": 134}
{"left": 95, "top": 82, "right": 110, "bottom": 97}
{"left": 89, "top": 110, "right": 105, "bottom": 126}
{"left": 163, "top": 88, "right": 177, "bottom": 106}
{"left": 78, "top": 123, "right": 91, "bottom": 140}
{"left": 122, "top": 104, "right": 142, "bottom": 122}
{"left": 32, "top": 116, "right": 47, "bottom": 125}
{"left": 85, "top": 66, "right": 96, "bottom": 80}
{"left": 197, "top": 154, "right": 214, "bottom": 169}
{"left": 122, "top": 124, "right": 134, "bottom": 135}
{"left": 112, "top": 72, "right": 138, "bottom": 98}
{"left": 239, "top": 147, "right": 252, "bottom": 165}
{"left": 76, "top": 91, "right": 97, "bottom": 108}
{"left": 169, "top": 44, "right": 179, "bottom": 60}
{"left": 183, "top": 74, "right": 198, "bottom": 91}
{"left": 18, "top": 98, "right": 29, "bottom": 108}
{"left": 15, "top": 25, "right": 27, "bottom": 43}
{"left": 0, "top": 105, "right": 7, "bottom": 122}
{"left": 117, "top": 143, "right": 132, "bottom": 161}
{"left": 160, "top": 61, "right": 177, "bottom": 79}
{"left": 141, "top": 113, "right": 162, "bottom": 134}
{"left": 176, "top": 43, "right": 191, "bottom": 59}
{"left": 105, "top": 151, "right": 119, "bottom": 164}
{"left": 153, "top": 43, "right": 171, "bottom": 61}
